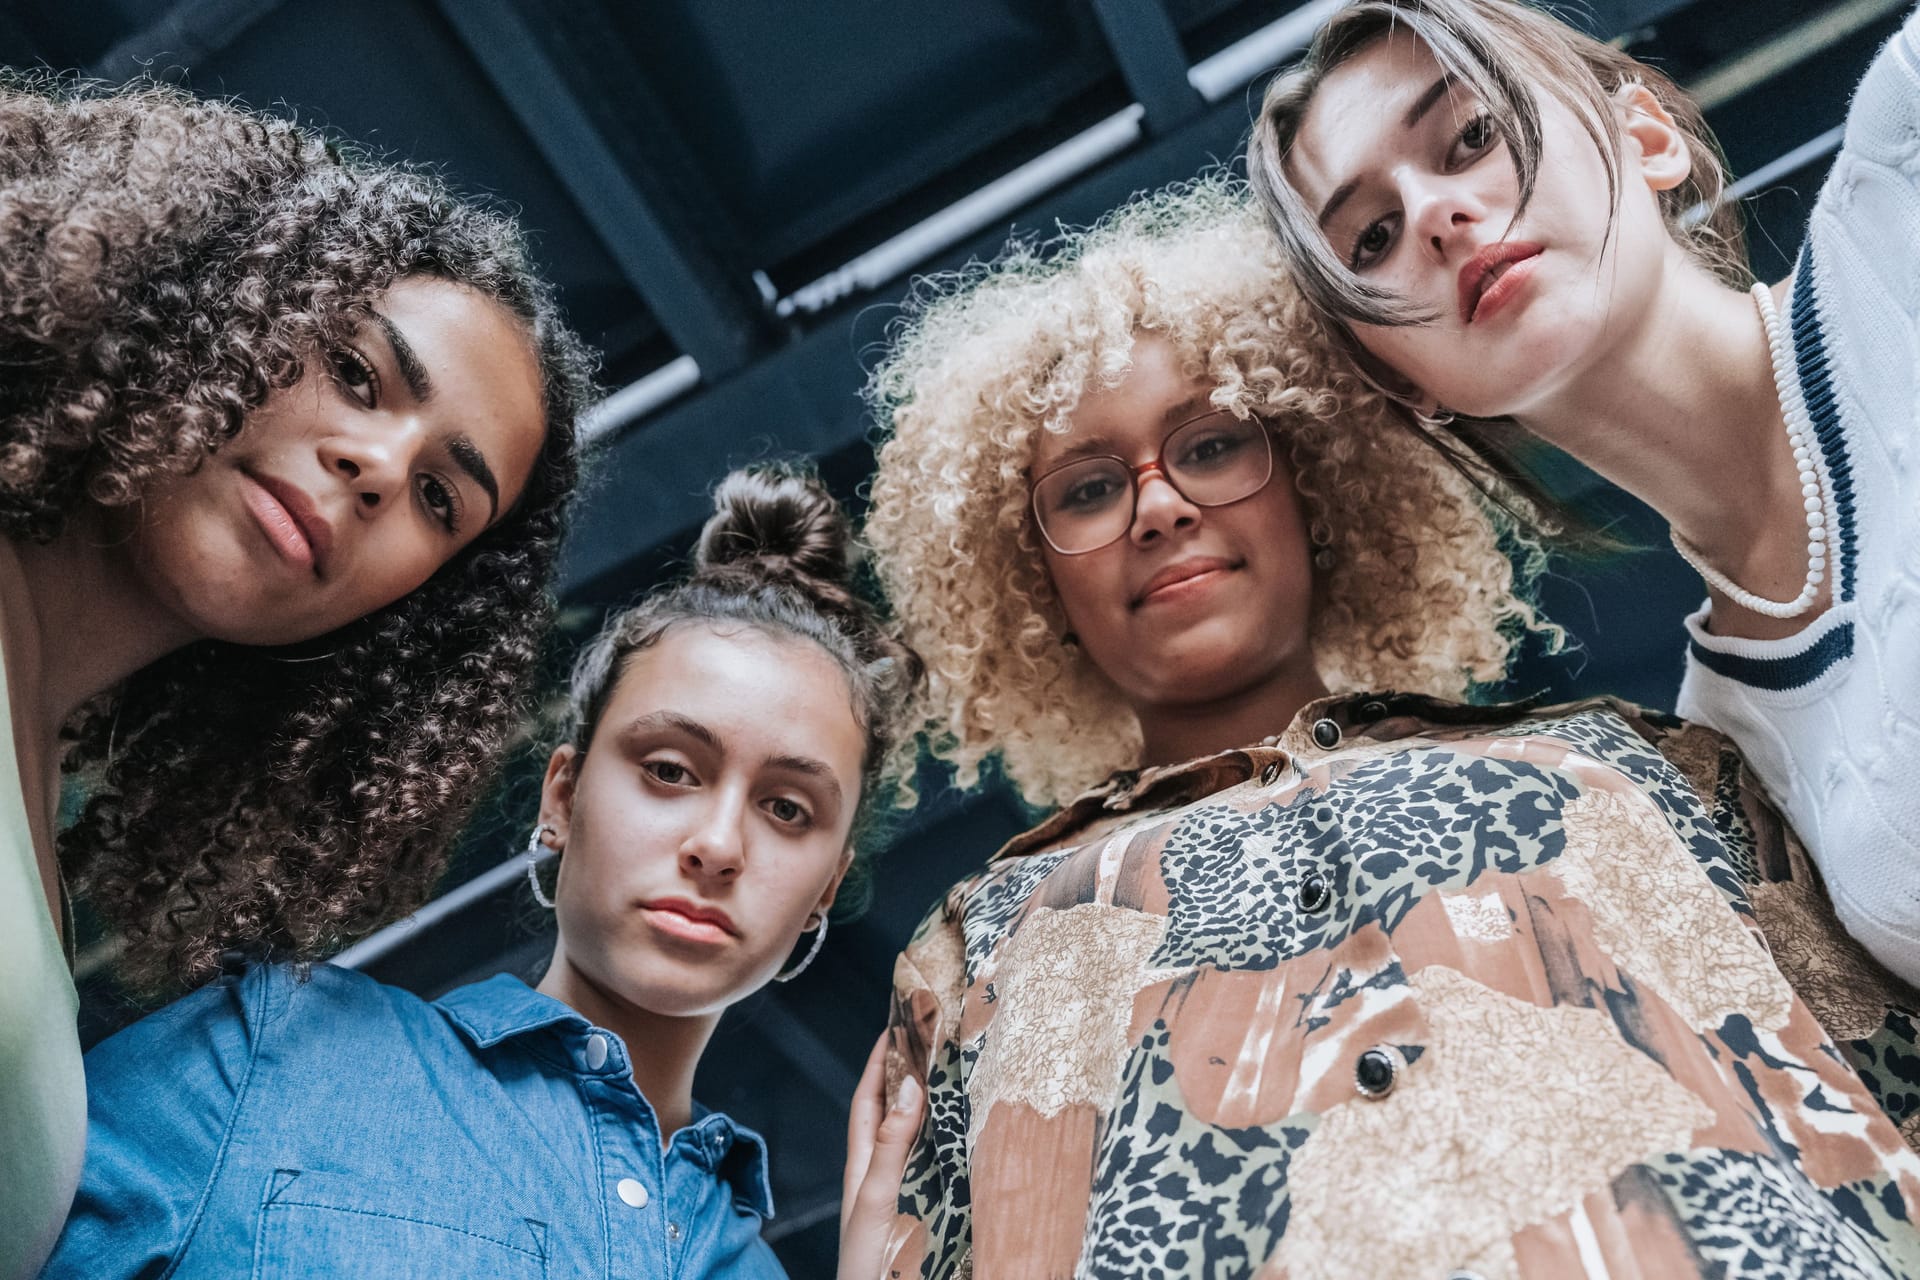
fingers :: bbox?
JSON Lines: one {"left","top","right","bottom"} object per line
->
{"left": 838, "top": 1074, "right": 924, "bottom": 1280}
{"left": 843, "top": 1031, "right": 892, "bottom": 1203}
{"left": 857, "top": 1073, "right": 923, "bottom": 1215}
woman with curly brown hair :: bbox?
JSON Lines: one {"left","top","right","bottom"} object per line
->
{"left": 863, "top": 178, "right": 1920, "bottom": 1277}
{"left": 0, "top": 76, "right": 592, "bottom": 1276}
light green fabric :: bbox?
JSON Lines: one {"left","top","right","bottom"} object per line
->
{"left": 0, "top": 620, "right": 83, "bottom": 1280}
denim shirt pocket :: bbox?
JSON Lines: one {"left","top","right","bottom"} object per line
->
{"left": 251, "top": 1168, "right": 550, "bottom": 1279}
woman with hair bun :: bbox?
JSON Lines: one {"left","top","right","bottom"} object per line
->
{"left": 864, "top": 178, "right": 1920, "bottom": 1278}
{"left": 46, "top": 463, "right": 927, "bottom": 1280}
{"left": 0, "top": 74, "right": 594, "bottom": 1276}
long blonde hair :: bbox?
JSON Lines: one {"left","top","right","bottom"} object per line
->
{"left": 865, "top": 177, "right": 1560, "bottom": 808}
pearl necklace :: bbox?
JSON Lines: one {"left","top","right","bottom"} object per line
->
{"left": 1668, "top": 282, "right": 1835, "bottom": 619}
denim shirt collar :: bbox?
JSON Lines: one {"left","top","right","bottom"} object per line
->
{"left": 435, "top": 974, "right": 775, "bottom": 1217}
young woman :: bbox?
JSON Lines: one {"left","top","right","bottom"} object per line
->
{"left": 44, "top": 465, "right": 926, "bottom": 1279}
{"left": 863, "top": 179, "right": 1920, "bottom": 1278}
{"left": 0, "top": 77, "right": 593, "bottom": 1276}
{"left": 1246, "top": 0, "right": 1920, "bottom": 986}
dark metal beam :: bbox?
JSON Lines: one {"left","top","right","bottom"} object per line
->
{"left": 87, "top": 0, "right": 288, "bottom": 82}
{"left": 430, "top": 0, "right": 768, "bottom": 377}
{"left": 559, "top": 89, "right": 1256, "bottom": 603}
{"left": 1086, "top": 0, "right": 1204, "bottom": 132}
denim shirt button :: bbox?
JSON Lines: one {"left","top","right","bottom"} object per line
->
{"left": 617, "top": 1177, "right": 650, "bottom": 1208}
{"left": 585, "top": 1033, "right": 610, "bottom": 1071}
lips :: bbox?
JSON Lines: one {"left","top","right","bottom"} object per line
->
{"left": 1131, "top": 556, "right": 1237, "bottom": 609}
{"left": 1457, "top": 241, "right": 1544, "bottom": 324}
{"left": 641, "top": 897, "right": 739, "bottom": 941}
{"left": 242, "top": 469, "right": 334, "bottom": 576}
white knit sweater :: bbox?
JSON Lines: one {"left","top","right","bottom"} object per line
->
{"left": 1677, "top": 7, "right": 1920, "bottom": 984}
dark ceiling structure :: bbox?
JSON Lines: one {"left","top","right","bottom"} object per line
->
{"left": 6, "top": 0, "right": 1905, "bottom": 1273}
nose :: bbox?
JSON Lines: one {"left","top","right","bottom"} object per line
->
{"left": 1402, "top": 168, "right": 1483, "bottom": 266}
{"left": 1128, "top": 466, "right": 1201, "bottom": 547}
{"left": 678, "top": 792, "right": 746, "bottom": 883}
{"left": 320, "top": 417, "right": 421, "bottom": 515}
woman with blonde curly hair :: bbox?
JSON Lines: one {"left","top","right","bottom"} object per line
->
{"left": 0, "top": 75, "right": 592, "bottom": 1276}
{"left": 863, "top": 178, "right": 1920, "bottom": 1277}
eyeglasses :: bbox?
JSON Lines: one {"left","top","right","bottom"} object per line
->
{"left": 1028, "top": 410, "right": 1276, "bottom": 555}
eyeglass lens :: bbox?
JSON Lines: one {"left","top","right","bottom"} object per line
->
{"left": 1032, "top": 412, "right": 1273, "bottom": 554}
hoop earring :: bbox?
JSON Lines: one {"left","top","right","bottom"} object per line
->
{"left": 774, "top": 915, "right": 828, "bottom": 983}
{"left": 525, "top": 823, "right": 558, "bottom": 909}
{"left": 1411, "top": 405, "right": 1456, "bottom": 430}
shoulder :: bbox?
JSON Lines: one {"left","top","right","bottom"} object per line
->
{"left": 1841, "top": 7, "right": 1920, "bottom": 164}
{"left": 87, "top": 962, "right": 428, "bottom": 1086}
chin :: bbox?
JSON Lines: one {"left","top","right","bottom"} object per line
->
{"left": 619, "top": 967, "right": 757, "bottom": 1020}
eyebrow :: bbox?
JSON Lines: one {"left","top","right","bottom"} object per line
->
{"left": 619, "top": 710, "right": 723, "bottom": 752}
{"left": 370, "top": 310, "right": 435, "bottom": 404}
{"left": 765, "top": 754, "right": 844, "bottom": 808}
{"left": 1046, "top": 432, "right": 1122, "bottom": 467}
{"left": 448, "top": 434, "right": 500, "bottom": 524}
{"left": 1160, "top": 394, "right": 1212, "bottom": 429}
{"left": 1316, "top": 75, "right": 1455, "bottom": 231}
{"left": 617, "top": 712, "right": 845, "bottom": 806}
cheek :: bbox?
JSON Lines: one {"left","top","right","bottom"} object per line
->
{"left": 1040, "top": 548, "right": 1105, "bottom": 631}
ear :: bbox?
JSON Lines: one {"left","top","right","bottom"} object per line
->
{"left": 1613, "top": 82, "right": 1691, "bottom": 193}
{"left": 814, "top": 848, "right": 856, "bottom": 919}
{"left": 538, "top": 743, "right": 579, "bottom": 849}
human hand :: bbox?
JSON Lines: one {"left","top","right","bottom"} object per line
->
{"left": 838, "top": 1031, "right": 924, "bottom": 1280}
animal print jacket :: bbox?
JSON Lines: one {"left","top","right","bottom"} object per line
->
{"left": 883, "top": 693, "right": 1920, "bottom": 1279}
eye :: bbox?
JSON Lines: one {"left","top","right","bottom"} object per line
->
{"left": 1175, "top": 428, "right": 1247, "bottom": 470}
{"left": 416, "top": 473, "right": 464, "bottom": 535}
{"left": 644, "top": 759, "right": 695, "bottom": 787}
{"left": 765, "top": 795, "right": 812, "bottom": 829}
{"left": 1350, "top": 214, "right": 1399, "bottom": 271}
{"left": 1059, "top": 473, "right": 1123, "bottom": 512}
{"left": 1449, "top": 110, "right": 1499, "bottom": 168}
{"left": 329, "top": 346, "right": 379, "bottom": 408}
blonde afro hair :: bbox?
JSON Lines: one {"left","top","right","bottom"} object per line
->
{"left": 865, "top": 177, "right": 1558, "bottom": 808}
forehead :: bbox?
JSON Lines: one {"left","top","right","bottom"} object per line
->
{"left": 378, "top": 276, "right": 547, "bottom": 515}
{"left": 1030, "top": 334, "right": 1212, "bottom": 469}
{"left": 1286, "top": 29, "right": 1451, "bottom": 205}
{"left": 605, "top": 625, "right": 866, "bottom": 774}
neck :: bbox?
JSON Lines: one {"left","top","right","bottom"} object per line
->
{"left": 1134, "top": 658, "right": 1330, "bottom": 768}
{"left": 0, "top": 514, "right": 200, "bottom": 747}
{"left": 1511, "top": 254, "right": 1815, "bottom": 637}
{"left": 536, "top": 953, "right": 719, "bottom": 1143}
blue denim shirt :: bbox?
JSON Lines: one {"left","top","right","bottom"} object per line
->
{"left": 44, "top": 963, "right": 785, "bottom": 1279}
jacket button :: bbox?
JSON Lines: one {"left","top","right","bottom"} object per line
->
{"left": 1297, "top": 871, "right": 1332, "bottom": 913}
{"left": 1260, "top": 761, "right": 1283, "bottom": 786}
{"left": 1355, "top": 1046, "right": 1399, "bottom": 1098}
{"left": 585, "top": 1033, "right": 610, "bottom": 1070}
{"left": 1312, "top": 718, "right": 1342, "bottom": 749}
{"left": 1359, "top": 698, "right": 1390, "bottom": 723}
{"left": 617, "top": 1178, "right": 650, "bottom": 1208}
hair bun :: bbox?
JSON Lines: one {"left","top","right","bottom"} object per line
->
{"left": 695, "top": 462, "right": 854, "bottom": 592}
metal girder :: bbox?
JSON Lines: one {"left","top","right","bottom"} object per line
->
{"left": 87, "top": 0, "right": 287, "bottom": 82}
{"left": 1086, "top": 0, "right": 1204, "bottom": 132}
{"left": 559, "top": 92, "right": 1256, "bottom": 603}
{"left": 430, "top": 0, "right": 768, "bottom": 378}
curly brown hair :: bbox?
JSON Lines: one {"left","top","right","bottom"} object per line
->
{"left": 0, "top": 73, "right": 598, "bottom": 989}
